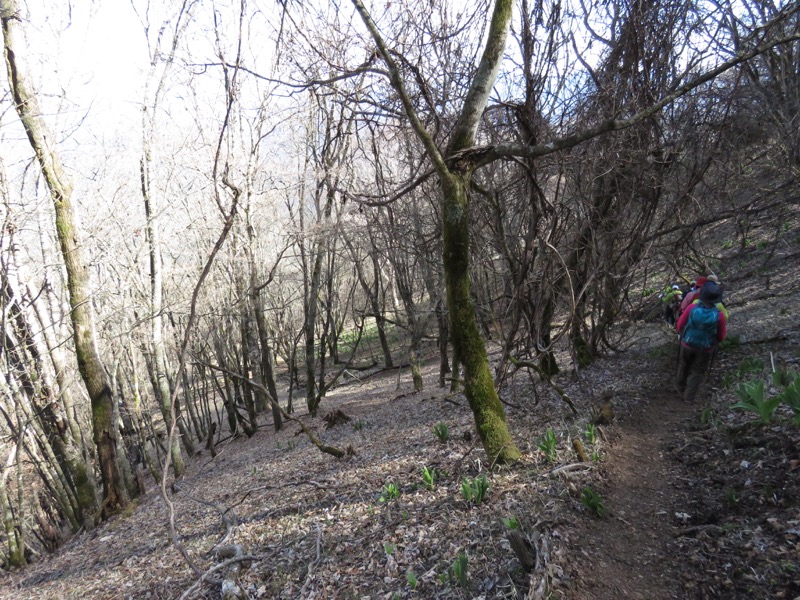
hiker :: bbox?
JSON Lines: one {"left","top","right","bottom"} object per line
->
{"left": 688, "top": 275, "right": 729, "bottom": 320}
{"left": 690, "top": 291, "right": 729, "bottom": 319}
{"left": 677, "top": 276, "right": 707, "bottom": 318}
{"left": 675, "top": 281, "right": 727, "bottom": 403}
{"left": 658, "top": 284, "right": 683, "bottom": 325}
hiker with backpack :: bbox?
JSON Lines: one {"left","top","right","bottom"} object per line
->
{"left": 677, "top": 275, "right": 708, "bottom": 319}
{"left": 659, "top": 284, "right": 683, "bottom": 325}
{"left": 689, "top": 277, "right": 729, "bottom": 320}
{"left": 676, "top": 274, "right": 729, "bottom": 319}
{"left": 675, "top": 281, "right": 727, "bottom": 403}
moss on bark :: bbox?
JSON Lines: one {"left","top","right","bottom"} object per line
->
{"left": 442, "top": 174, "right": 520, "bottom": 465}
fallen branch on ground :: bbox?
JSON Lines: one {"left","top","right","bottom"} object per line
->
{"left": 509, "top": 357, "right": 578, "bottom": 415}
{"left": 196, "top": 359, "right": 352, "bottom": 458}
{"left": 300, "top": 522, "right": 324, "bottom": 597}
{"left": 178, "top": 550, "right": 277, "bottom": 600}
{"left": 549, "top": 462, "right": 593, "bottom": 476}
{"left": 173, "top": 482, "right": 238, "bottom": 549}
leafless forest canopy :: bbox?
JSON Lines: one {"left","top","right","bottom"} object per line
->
{"left": 0, "top": 0, "right": 798, "bottom": 567}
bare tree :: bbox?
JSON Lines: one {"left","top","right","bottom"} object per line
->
{"left": 350, "top": 0, "right": 523, "bottom": 462}
{"left": 342, "top": 227, "right": 394, "bottom": 369}
{"left": 292, "top": 86, "right": 358, "bottom": 416}
{"left": 2, "top": 0, "right": 129, "bottom": 515}
{"left": 136, "top": 0, "right": 201, "bottom": 477}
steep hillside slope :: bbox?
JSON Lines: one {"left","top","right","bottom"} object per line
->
{"left": 1, "top": 218, "right": 798, "bottom": 600}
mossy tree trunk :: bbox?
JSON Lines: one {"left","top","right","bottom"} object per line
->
{"left": 352, "top": 0, "right": 521, "bottom": 464}
{"left": 2, "top": 0, "right": 128, "bottom": 516}
{"left": 436, "top": 299, "right": 451, "bottom": 388}
{"left": 441, "top": 173, "right": 521, "bottom": 463}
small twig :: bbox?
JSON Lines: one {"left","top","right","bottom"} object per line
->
{"left": 740, "top": 334, "right": 790, "bottom": 345}
{"left": 490, "top": 443, "right": 516, "bottom": 470}
{"left": 454, "top": 444, "right": 479, "bottom": 471}
{"left": 229, "top": 479, "right": 336, "bottom": 511}
{"left": 676, "top": 524, "right": 724, "bottom": 538}
{"left": 392, "top": 389, "right": 419, "bottom": 401}
{"left": 442, "top": 394, "right": 462, "bottom": 406}
{"left": 509, "top": 357, "right": 578, "bottom": 415}
{"left": 300, "top": 522, "right": 324, "bottom": 596}
{"left": 549, "top": 462, "right": 593, "bottom": 476}
{"left": 173, "top": 482, "right": 238, "bottom": 549}
{"left": 672, "top": 438, "right": 702, "bottom": 455}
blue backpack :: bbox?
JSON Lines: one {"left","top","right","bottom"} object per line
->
{"left": 682, "top": 305, "right": 719, "bottom": 349}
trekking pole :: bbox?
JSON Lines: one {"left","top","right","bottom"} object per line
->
{"left": 702, "top": 344, "right": 718, "bottom": 388}
{"left": 706, "top": 345, "right": 718, "bottom": 379}
{"left": 709, "top": 345, "right": 717, "bottom": 372}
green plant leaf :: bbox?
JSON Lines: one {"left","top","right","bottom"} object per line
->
{"left": 421, "top": 466, "right": 437, "bottom": 490}
{"left": 584, "top": 424, "right": 597, "bottom": 444}
{"left": 406, "top": 571, "right": 417, "bottom": 589}
{"left": 538, "top": 429, "right": 558, "bottom": 462}
{"left": 731, "top": 379, "right": 783, "bottom": 424}
{"left": 379, "top": 482, "right": 400, "bottom": 502}
{"left": 451, "top": 553, "right": 468, "bottom": 587}
{"left": 461, "top": 475, "right": 489, "bottom": 505}
{"left": 433, "top": 422, "right": 449, "bottom": 443}
{"left": 581, "top": 486, "right": 608, "bottom": 518}
{"left": 773, "top": 369, "right": 798, "bottom": 388}
{"left": 779, "top": 379, "right": 800, "bottom": 413}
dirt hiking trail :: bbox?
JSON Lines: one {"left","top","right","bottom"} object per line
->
{"left": 566, "top": 371, "right": 694, "bottom": 600}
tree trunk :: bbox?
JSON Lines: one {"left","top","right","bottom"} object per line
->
{"left": 238, "top": 314, "right": 259, "bottom": 435}
{"left": 441, "top": 173, "right": 521, "bottom": 463}
{"left": 436, "top": 299, "right": 450, "bottom": 387}
{"left": 304, "top": 241, "right": 325, "bottom": 416}
{"left": 141, "top": 161, "right": 185, "bottom": 477}
{"left": 0, "top": 445, "right": 24, "bottom": 567}
{"left": 345, "top": 234, "right": 394, "bottom": 368}
{"left": 370, "top": 246, "right": 394, "bottom": 369}
{"left": 1, "top": 268, "right": 98, "bottom": 525}
{"left": 243, "top": 214, "right": 282, "bottom": 429}
{"left": 352, "top": 0, "right": 521, "bottom": 464}
{"left": 250, "top": 284, "right": 282, "bottom": 430}
{"left": 2, "top": 0, "right": 129, "bottom": 514}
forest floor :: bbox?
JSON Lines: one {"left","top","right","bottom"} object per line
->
{"left": 1, "top": 237, "right": 799, "bottom": 599}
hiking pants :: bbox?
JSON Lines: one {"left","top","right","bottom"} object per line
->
{"left": 676, "top": 345, "right": 712, "bottom": 403}
{"left": 663, "top": 304, "right": 675, "bottom": 325}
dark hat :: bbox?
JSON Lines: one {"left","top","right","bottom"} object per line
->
{"left": 700, "top": 281, "right": 722, "bottom": 305}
